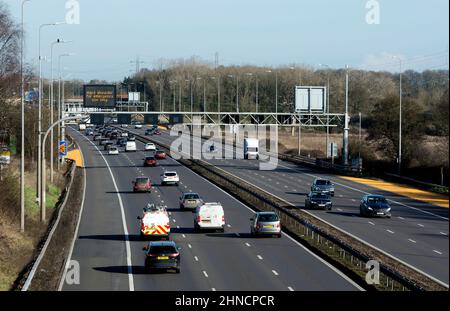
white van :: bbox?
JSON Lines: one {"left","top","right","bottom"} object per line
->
{"left": 194, "top": 203, "right": 225, "bottom": 232}
{"left": 125, "top": 141, "right": 137, "bottom": 152}
{"left": 244, "top": 138, "right": 259, "bottom": 160}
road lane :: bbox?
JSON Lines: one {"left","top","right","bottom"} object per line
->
{"left": 129, "top": 127, "right": 449, "bottom": 285}
{"left": 64, "top": 127, "right": 361, "bottom": 291}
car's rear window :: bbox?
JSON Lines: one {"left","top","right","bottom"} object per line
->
{"left": 368, "top": 197, "right": 387, "bottom": 203}
{"left": 146, "top": 157, "right": 155, "bottom": 161}
{"left": 312, "top": 194, "right": 329, "bottom": 199}
{"left": 165, "top": 173, "right": 177, "bottom": 177}
{"left": 156, "top": 151, "right": 164, "bottom": 154}
{"left": 316, "top": 180, "right": 330, "bottom": 185}
{"left": 258, "top": 214, "right": 279, "bottom": 222}
{"left": 136, "top": 178, "right": 149, "bottom": 184}
{"left": 149, "top": 246, "right": 177, "bottom": 254}
{"left": 184, "top": 194, "right": 199, "bottom": 200}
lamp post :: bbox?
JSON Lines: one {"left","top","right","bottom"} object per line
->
{"left": 319, "top": 64, "right": 331, "bottom": 158}
{"left": 393, "top": 56, "right": 403, "bottom": 174}
{"left": 228, "top": 75, "right": 239, "bottom": 113}
{"left": 343, "top": 65, "right": 350, "bottom": 166}
{"left": 49, "top": 39, "right": 72, "bottom": 182}
{"left": 20, "top": 0, "right": 30, "bottom": 232}
{"left": 37, "top": 22, "right": 62, "bottom": 205}
{"left": 57, "top": 53, "right": 74, "bottom": 175}
{"left": 246, "top": 73, "right": 259, "bottom": 112}
{"left": 266, "top": 70, "right": 278, "bottom": 113}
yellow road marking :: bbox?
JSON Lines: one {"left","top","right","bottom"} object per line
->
{"left": 340, "top": 176, "right": 449, "bottom": 208}
{"left": 66, "top": 149, "right": 84, "bottom": 168}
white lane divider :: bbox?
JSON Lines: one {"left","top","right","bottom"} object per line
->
{"left": 188, "top": 244, "right": 192, "bottom": 249}
{"left": 257, "top": 255, "right": 263, "bottom": 260}
{"left": 288, "top": 286, "right": 294, "bottom": 291}
{"left": 397, "top": 216, "right": 405, "bottom": 220}
{"left": 245, "top": 243, "right": 251, "bottom": 247}
{"left": 368, "top": 222, "right": 375, "bottom": 226}
{"left": 182, "top": 234, "right": 186, "bottom": 238}
{"left": 203, "top": 271, "right": 209, "bottom": 278}
{"left": 211, "top": 288, "right": 216, "bottom": 291}
{"left": 386, "top": 229, "right": 395, "bottom": 234}
{"left": 408, "top": 239, "right": 417, "bottom": 243}
{"left": 433, "top": 250, "right": 443, "bottom": 255}
{"left": 440, "top": 232, "right": 448, "bottom": 236}
{"left": 417, "top": 224, "right": 424, "bottom": 228}
{"left": 272, "top": 270, "right": 279, "bottom": 276}
{"left": 194, "top": 256, "right": 199, "bottom": 262}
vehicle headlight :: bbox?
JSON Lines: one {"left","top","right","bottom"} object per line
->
{"left": 386, "top": 208, "right": 391, "bottom": 212}
{"left": 367, "top": 207, "right": 373, "bottom": 210}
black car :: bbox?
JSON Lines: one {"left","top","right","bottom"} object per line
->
{"left": 104, "top": 141, "right": 114, "bottom": 151}
{"left": 128, "top": 134, "right": 136, "bottom": 141}
{"left": 311, "top": 179, "right": 335, "bottom": 196}
{"left": 145, "top": 128, "right": 154, "bottom": 136}
{"left": 305, "top": 192, "right": 332, "bottom": 210}
{"left": 143, "top": 241, "right": 180, "bottom": 273}
{"left": 360, "top": 195, "right": 391, "bottom": 218}
{"left": 117, "top": 138, "right": 127, "bottom": 147}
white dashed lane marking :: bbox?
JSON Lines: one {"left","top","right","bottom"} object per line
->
{"left": 386, "top": 230, "right": 395, "bottom": 234}
{"left": 272, "top": 270, "right": 279, "bottom": 276}
{"left": 408, "top": 239, "right": 417, "bottom": 243}
{"left": 257, "top": 255, "right": 263, "bottom": 260}
{"left": 433, "top": 250, "right": 443, "bottom": 255}
{"left": 203, "top": 271, "right": 209, "bottom": 278}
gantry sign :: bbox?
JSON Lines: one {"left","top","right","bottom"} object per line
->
{"left": 83, "top": 84, "right": 117, "bottom": 108}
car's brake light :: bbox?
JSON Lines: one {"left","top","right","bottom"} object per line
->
{"left": 169, "top": 253, "right": 179, "bottom": 258}
{"left": 222, "top": 215, "right": 225, "bottom": 222}
{"left": 147, "top": 253, "right": 157, "bottom": 257}
{"left": 276, "top": 223, "right": 280, "bottom": 228}
{"left": 197, "top": 216, "right": 202, "bottom": 222}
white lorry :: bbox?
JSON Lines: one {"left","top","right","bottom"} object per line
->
{"left": 243, "top": 138, "right": 259, "bottom": 160}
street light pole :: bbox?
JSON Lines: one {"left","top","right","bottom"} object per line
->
{"left": 57, "top": 53, "right": 74, "bottom": 174}
{"left": 20, "top": 0, "right": 30, "bottom": 233}
{"left": 37, "top": 22, "right": 64, "bottom": 207}
{"left": 49, "top": 39, "right": 71, "bottom": 183}
{"left": 319, "top": 64, "right": 331, "bottom": 157}
{"left": 343, "top": 65, "right": 350, "bottom": 166}
{"left": 398, "top": 59, "right": 403, "bottom": 174}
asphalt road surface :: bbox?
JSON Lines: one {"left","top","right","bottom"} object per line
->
{"left": 127, "top": 125, "right": 449, "bottom": 286}
{"left": 62, "top": 127, "right": 361, "bottom": 291}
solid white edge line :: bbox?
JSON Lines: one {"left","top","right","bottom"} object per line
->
{"left": 74, "top": 129, "right": 135, "bottom": 291}
{"left": 58, "top": 137, "right": 87, "bottom": 291}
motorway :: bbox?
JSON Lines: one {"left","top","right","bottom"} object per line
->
{"left": 62, "top": 127, "right": 362, "bottom": 291}
{"left": 126, "top": 126, "right": 449, "bottom": 286}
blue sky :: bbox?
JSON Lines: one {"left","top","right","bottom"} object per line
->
{"left": 5, "top": 0, "right": 449, "bottom": 81}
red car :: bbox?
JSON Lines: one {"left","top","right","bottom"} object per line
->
{"left": 155, "top": 150, "right": 166, "bottom": 159}
{"left": 133, "top": 177, "right": 152, "bottom": 193}
{"left": 144, "top": 156, "right": 157, "bottom": 167}
{"left": 154, "top": 129, "right": 161, "bottom": 135}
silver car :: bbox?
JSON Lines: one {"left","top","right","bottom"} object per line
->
{"left": 250, "top": 212, "right": 281, "bottom": 238}
{"left": 179, "top": 192, "right": 203, "bottom": 210}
